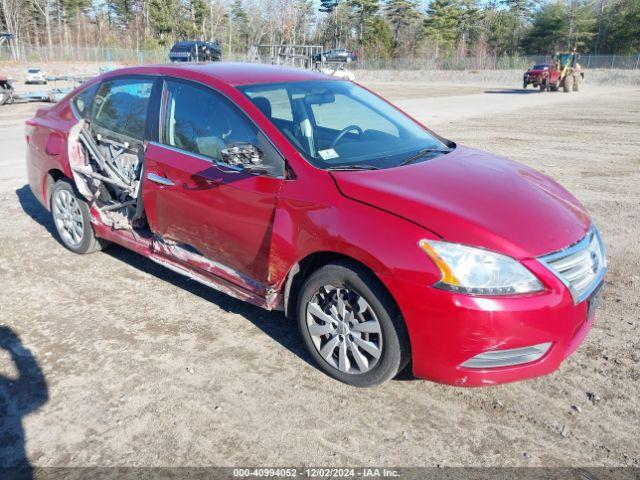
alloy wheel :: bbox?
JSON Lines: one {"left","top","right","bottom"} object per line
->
{"left": 306, "top": 285, "right": 383, "bottom": 374}
{"left": 52, "top": 189, "right": 84, "bottom": 248}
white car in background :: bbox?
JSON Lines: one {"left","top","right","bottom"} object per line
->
{"left": 25, "top": 67, "right": 47, "bottom": 85}
{"left": 320, "top": 65, "right": 355, "bottom": 81}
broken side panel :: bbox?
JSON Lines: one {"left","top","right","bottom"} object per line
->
{"left": 69, "top": 119, "right": 145, "bottom": 230}
{"left": 66, "top": 120, "right": 284, "bottom": 311}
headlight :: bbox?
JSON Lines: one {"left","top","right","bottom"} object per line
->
{"left": 419, "top": 239, "right": 543, "bottom": 295}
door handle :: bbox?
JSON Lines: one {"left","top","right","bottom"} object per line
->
{"left": 147, "top": 172, "right": 175, "bottom": 186}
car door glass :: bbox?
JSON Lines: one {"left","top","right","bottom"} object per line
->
{"left": 72, "top": 82, "right": 99, "bottom": 120}
{"left": 92, "top": 78, "right": 153, "bottom": 141}
{"left": 162, "top": 80, "right": 284, "bottom": 176}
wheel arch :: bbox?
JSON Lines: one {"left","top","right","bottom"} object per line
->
{"left": 44, "top": 168, "right": 68, "bottom": 210}
{"left": 282, "top": 250, "right": 399, "bottom": 321}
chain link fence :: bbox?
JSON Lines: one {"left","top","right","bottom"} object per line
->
{"left": 2, "top": 45, "right": 640, "bottom": 71}
{"left": 521, "top": 53, "right": 640, "bottom": 70}
{"left": 355, "top": 53, "right": 640, "bottom": 70}
{"left": 0, "top": 45, "right": 168, "bottom": 64}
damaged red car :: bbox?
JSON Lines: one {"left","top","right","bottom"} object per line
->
{"left": 26, "top": 63, "right": 606, "bottom": 387}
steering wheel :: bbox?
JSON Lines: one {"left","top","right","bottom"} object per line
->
{"left": 330, "top": 125, "right": 363, "bottom": 149}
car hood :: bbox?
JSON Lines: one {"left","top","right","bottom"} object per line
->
{"left": 330, "top": 146, "right": 590, "bottom": 259}
{"left": 527, "top": 69, "right": 547, "bottom": 75}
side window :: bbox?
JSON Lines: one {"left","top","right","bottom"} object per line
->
{"left": 72, "top": 82, "right": 99, "bottom": 120}
{"left": 162, "top": 79, "right": 283, "bottom": 176}
{"left": 310, "top": 93, "right": 399, "bottom": 137}
{"left": 92, "top": 78, "right": 153, "bottom": 141}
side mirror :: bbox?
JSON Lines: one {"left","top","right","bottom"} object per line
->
{"left": 221, "top": 143, "right": 269, "bottom": 173}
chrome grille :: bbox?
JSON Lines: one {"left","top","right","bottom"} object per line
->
{"left": 538, "top": 226, "right": 606, "bottom": 304}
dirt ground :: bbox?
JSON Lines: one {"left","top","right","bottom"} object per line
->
{"left": 0, "top": 75, "right": 639, "bottom": 468}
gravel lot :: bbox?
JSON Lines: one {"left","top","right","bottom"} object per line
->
{"left": 0, "top": 74, "right": 639, "bottom": 467}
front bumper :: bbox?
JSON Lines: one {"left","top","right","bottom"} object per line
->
{"left": 524, "top": 75, "right": 545, "bottom": 85}
{"left": 380, "top": 259, "right": 601, "bottom": 387}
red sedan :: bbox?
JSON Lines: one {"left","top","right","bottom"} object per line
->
{"left": 25, "top": 63, "right": 606, "bottom": 387}
{"left": 523, "top": 63, "right": 561, "bottom": 91}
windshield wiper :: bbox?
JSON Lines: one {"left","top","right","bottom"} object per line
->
{"left": 399, "top": 148, "right": 452, "bottom": 166}
{"left": 327, "top": 164, "right": 380, "bottom": 171}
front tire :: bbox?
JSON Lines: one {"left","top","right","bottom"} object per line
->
{"left": 297, "top": 261, "right": 410, "bottom": 387}
{"left": 50, "top": 179, "right": 106, "bottom": 254}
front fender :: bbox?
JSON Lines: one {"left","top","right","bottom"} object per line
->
{"left": 268, "top": 173, "right": 443, "bottom": 291}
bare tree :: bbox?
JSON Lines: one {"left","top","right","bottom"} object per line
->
{"left": 30, "top": 0, "right": 54, "bottom": 57}
{"left": 1, "top": 0, "right": 27, "bottom": 59}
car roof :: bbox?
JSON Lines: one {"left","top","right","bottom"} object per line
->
{"left": 104, "top": 62, "right": 336, "bottom": 87}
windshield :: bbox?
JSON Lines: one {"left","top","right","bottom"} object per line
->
{"left": 28, "top": 68, "right": 41, "bottom": 73}
{"left": 239, "top": 80, "right": 451, "bottom": 170}
{"left": 532, "top": 65, "right": 549, "bottom": 70}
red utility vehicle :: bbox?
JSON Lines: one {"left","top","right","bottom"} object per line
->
{"left": 523, "top": 63, "right": 561, "bottom": 91}
{"left": 26, "top": 63, "right": 606, "bottom": 387}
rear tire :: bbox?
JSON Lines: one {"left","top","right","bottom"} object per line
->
{"left": 563, "top": 76, "right": 572, "bottom": 93}
{"left": 297, "top": 260, "right": 410, "bottom": 387}
{"left": 50, "top": 179, "right": 107, "bottom": 254}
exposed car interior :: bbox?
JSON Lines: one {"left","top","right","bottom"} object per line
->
{"left": 68, "top": 76, "right": 284, "bottom": 233}
{"left": 241, "top": 80, "right": 450, "bottom": 169}
{"left": 68, "top": 78, "right": 151, "bottom": 230}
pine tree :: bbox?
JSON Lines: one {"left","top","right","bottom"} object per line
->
{"left": 148, "top": 0, "right": 177, "bottom": 44}
{"left": 385, "top": 0, "right": 420, "bottom": 44}
{"left": 110, "top": 0, "right": 136, "bottom": 27}
{"left": 601, "top": 0, "right": 640, "bottom": 53}
{"left": 521, "top": 0, "right": 596, "bottom": 53}
{"left": 319, "top": 0, "right": 346, "bottom": 47}
{"left": 229, "top": 0, "right": 248, "bottom": 50}
{"left": 347, "top": 0, "right": 380, "bottom": 42}
{"left": 423, "top": 0, "right": 461, "bottom": 53}
{"left": 501, "top": 0, "right": 538, "bottom": 54}
{"left": 457, "top": 0, "right": 485, "bottom": 56}
{"left": 362, "top": 15, "right": 394, "bottom": 57}
{"left": 185, "top": 0, "right": 207, "bottom": 38}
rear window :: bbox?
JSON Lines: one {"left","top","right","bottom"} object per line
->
{"left": 28, "top": 68, "right": 41, "bottom": 73}
{"left": 92, "top": 78, "right": 153, "bottom": 141}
